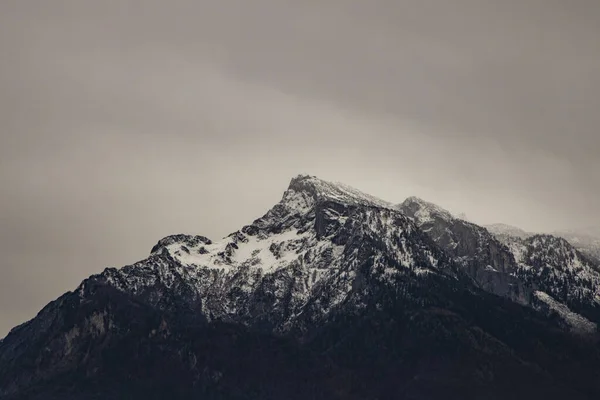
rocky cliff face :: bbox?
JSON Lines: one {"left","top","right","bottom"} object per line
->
{"left": 486, "top": 223, "right": 600, "bottom": 264}
{"left": 506, "top": 234, "right": 600, "bottom": 322}
{"left": 1, "top": 175, "right": 600, "bottom": 400}
{"left": 399, "top": 197, "right": 600, "bottom": 329}
{"left": 398, "top": 197, "right": 529, "bottom": 304}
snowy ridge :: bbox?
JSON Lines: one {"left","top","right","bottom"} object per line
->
{"left": 398, "top": 196, "right": 455, "bottom": 225}
{"left": 483, "top": 226, "right": 600, "bottom": 317}
{"left": 533, "top": 291, "right": 597, "bottom": 334}
{"left": 287, "top": 175, "right": 393, "bottom": 209}
{"left": 524, "top": 235, "right": 592, "bottom": 273}
{"left": 517, "top": 235, "right": 600, "bottom": 308}
{"left": 553, "top": 229, "right": 600, "bottom": 261}
{"left": 397, "top": 195, "right": 530, "bottom": 303}
{"left": 487, "top": 223, "right": 600, "bottom": 263}
{"left": 398, "top": 196, "right": 600, "bottom": 317}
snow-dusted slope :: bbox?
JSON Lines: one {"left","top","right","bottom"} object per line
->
{"left": 554, "top": 229, "right": 600, "bottom": 261}
{"left": 487, "top": 223, "right": 600, "bottom": 264}
{"left": 533, "top": 291, "right": 597, "bottom": 334}
{"left": 486, "top": 223, "right": 600, "bottom": 312}
{"left": 398, "top": 198, "right": 600, "bottom": 322}
{"left": 400, "top": 196, "right": 455, "bottom": 225}
{"left": 286, "top": 174, "right": 394, "bottom": 209}
{"left": 398, "top": 197, "right": 528, "bottom": 304}
{"left": 517, "top": 235, "right": 600, "bottom": 311}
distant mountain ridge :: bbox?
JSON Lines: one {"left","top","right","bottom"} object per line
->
{"left": 485, "top": 223, "right": 533, "bottom": 239}
{"left": 485, "top": 222, "right": 600, "bottom": 262}
{"left": 1, "top": 175, "right": 600, "bottom": 400}
{"left": 553, "top": 229, "right": 600, "bottom": 262}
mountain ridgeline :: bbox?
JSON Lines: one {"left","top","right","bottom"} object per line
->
{"left": 1, "top": 175, "right": 600, "bottom": 400}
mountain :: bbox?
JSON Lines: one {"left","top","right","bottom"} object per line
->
{"left": 553, "top": 228, "right": 600, "bottom": 262}
{"left": 398, "top": 198, "right": 528, "bottom": 305}
{"left": 485, "top": 223, "right": 534, "bottom": 240}
{"left": 482, "top": 224, "right": 600, "bottom": 324}
{"left": 400, "top": 199, "right": 600, "bottom": 330}
{"left": 2, "top": 175, "right": 600, "bottom": 400}
{"left": 486, "top": 223, "right": 600, "bottom": 264}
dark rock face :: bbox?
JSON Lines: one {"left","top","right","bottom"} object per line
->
{"left": 2, "top": 175, "right": 600, "bottom": 399}
{"left": 517, "top": 235, "right": 600, "bottom": 322}
{"left": 150, "top": 234, "right": 212, "bottom": 255}
{"left": 398, "top": 197, "right": 600, "bottom": 324}
{"left": 397, "top": 197, "right": 528, "bottom": 304}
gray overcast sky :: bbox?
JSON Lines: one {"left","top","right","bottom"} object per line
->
{"left": 1, "top": 0, "right": 599, "bottom": 337}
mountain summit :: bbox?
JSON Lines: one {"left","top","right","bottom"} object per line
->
{"left": 1, "top": 175, "right": 600, "bottom": 400}
{"left": 285, "top": 174, "right": 393, "bottom": 208}
{"left": 399, "top": 196, "right": 455, "bottom": 223}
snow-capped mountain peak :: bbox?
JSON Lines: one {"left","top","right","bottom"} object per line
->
{"left": 285, "top": 175, "right": 393, "bottom": 209}
{"left": 85, "top": 174, "right": 449, "bottom": 334}
{"left": 147, "top": 175, "right": 394, "bottom": 279}
{"left": 397, "top": 196, "right": 454, "bottom": 224}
